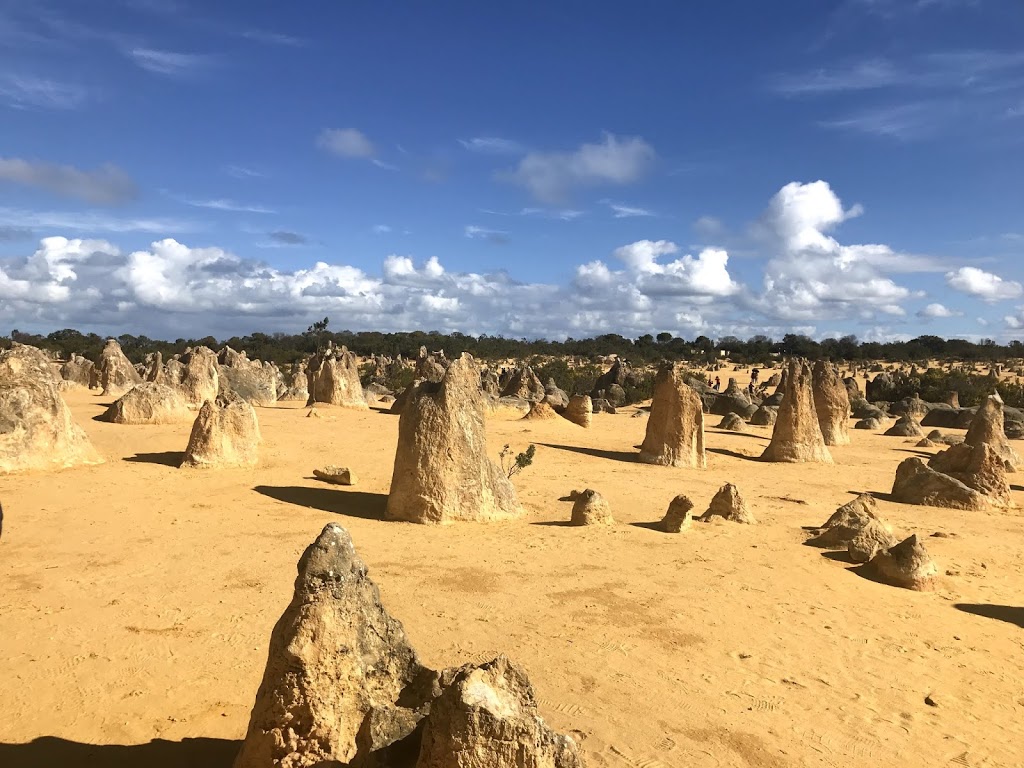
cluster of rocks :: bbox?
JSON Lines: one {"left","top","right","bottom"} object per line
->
{"left": 568, "top": 482, "right": 753, "bottom": 529}
{"left": 891, "top": 395, "right": 1017, "bottom": 511}
{"left": 234, "top": 523, "right": 582, "bottom": 768}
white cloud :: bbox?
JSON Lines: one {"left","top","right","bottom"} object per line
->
{"left": 459, "top": 137, "right": 524, "bottom": 154}
{"left": 128, "top": 48, "right": 212, "bottom": 76}
{"left": 0, "top": 75, "right": 91, "bottom": 110}
{"left": 917, "top": 302, "right": 960, "bottom": 318}
{"left": 0, "top": 206, "right": 195, "bottom": 234}
{"left": 317, "top": 128, "right": 376, "bottom": 158}
{"left": 693, "top": 215, "right": 724, "bottom": 238}
{"left": 0, "top": 158, "right": 137, "bottom": 205}
{"left": 946, "top": 266, "right": 1024, "bottom": 301}
{"left": 603, "top": 200, "right": 656, "bottom": 218}
{"left": 372, "top": 224, "right": 392, "bottom": 234}
{"left": 224, "top": 165, "right": 265, "bottom": 179}
{"left": 504, "top": 133, "right": 655, "bottom": 203}
{"left": 182, "top": 198, "right": 276, "bottom": 214}
{"left": 464, "top": 225, "right": 509, "bottom": 243}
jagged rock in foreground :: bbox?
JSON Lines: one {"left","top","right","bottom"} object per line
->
{"left": 890, "top": 457, "right": 989, "bottom": 511}
{"left": 313, "top": 466, "right": 357, "bottom": 486}
{"left": 638, "top": 364, "right": 706, "bottom": 468}
{"left": 98, "top": 338, "right": 142, "bottom": 396}
{"left": 660, "top": 494, "right": 694, "bottom": 533}
{"left": 964, "top": 394, "right": 1020, "bottom": 471}
{"left": 761, "top": 359, "right": 833, "bottom": 464}
{"left": 854, "top": 417, "right": 882, "bottom": 430}
{"left": 700, "top": 483, "right": 755, "bottom": 524}
{"left": 570, "top": 489, "right": 614, "bottom": 525}
{"left": 863, "top": 534, "right": 938, "bottom": 591}
{"left": 60, "top": 354, "right": 94, "bottom": 387}
{"left": 717, "top": 412, "right": 745, "bottom": 432}
{"left": 812, "top": 360, "right": 851, "bottom": 446}
{"left": 101, "top": 383, "right": 193, "bottom": 425}
{"left": 523, "top": 401, "right": 559, "bottom": 420}
{"left": 928, "top": 442, "right": 1012, "bottom": 508}
{"left": 180, "top": 393, "right": 261, "bottom": 469}
{"left": 386, "top": 354, "right": 521, "bottom": 524}
{"left": 235, "top": 524, "right": 582, "bottom": 768}
{"left": 849, "top": 519, "right": 901, "bottom": 563}
{"left": 1, "top": 344, "right": 102, "bottom": 473}
{"left": 884, "top": 415, "right": 924, "bottom": 438}
{"left": 563, "top": 395, "right": 592, "bottom": 428}
{"left": 417, "top": 655, "right": 583, "bottom": 768}
{"left": 805, "top": 493, "right": 894, "bottom": 552}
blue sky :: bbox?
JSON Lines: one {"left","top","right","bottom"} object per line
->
{"left": 1, "top": 0, "right": 1023, "bottom": 342}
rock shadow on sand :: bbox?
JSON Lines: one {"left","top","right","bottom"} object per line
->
{"left": 123, "top": 451, "right": 185, "bottom": 467}
{"left": 537, "top": 442, "right": 636, "bottom": 463}
{"left": 0, "top": 736, "right": 240, "bottom": 768}
{"left": 954, "top": 603, "right": 1024, "bottom": 629}
{"left": 706, "top": 447, "right": 763, "bottom": 462}
{"left": 253, "top": 485, "right": 387, "bottom": 519}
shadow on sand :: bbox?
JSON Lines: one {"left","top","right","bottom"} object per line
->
{"left": 629, "top": 521, "right": 667, "bottom": 532}
{"left": 537, "top": 442, "right": 636, "bottom": 464}
{"left": 954, "top": 603, "right": 1024, "bottom": 629}
{"left": 706, "top": 447, "right": 763, "bottom": 462}
{"left": 530, "top": 520, "right": 578, "bottom": 527}
{"left": 0, "top": 737, "right": 240, "bottom": 768}
{"left": 253, "top": 485, "right": 387, "bottom": 520}
{"left": 123, "top": 451, "right": 184, "bottom": 467}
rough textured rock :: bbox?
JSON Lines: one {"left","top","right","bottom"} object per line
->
{"left": 98, "top": 338, "right": 142, "bottom": 396}
{"left": 415, "top": 347, "right": 447, "bottom": 383}
{"left": 864, "top": 534, "right": 938, "bottom": 591}
{"left": 709, "top": 379, "right": 753, "bottom": 417}
{"left": 660, "top": 494, "right": 694, "bottom": 533}
{"left": 849, "top": 519, "right": 901, "bottom": 563}
{"left": 386, "top": 354, "right": 521, "bottom": 524}
{"left": 700, "top": 483, "right": 755, "bottom": 524}
{"left": 563, "top": 395, "right": 592, "bottom": 428}
{"left": 851, "top": 398, "right": 885, "bottom": 421}
{"left": 812, "top": 360, "right": 851, "bottom": 446}
{"left": 543, "top": 378, "right": 569, "bottom": 410}
{"left": 916, "top": 437, "right": 938, "bottom": 448}
{"left": 805, "top": 493, "right": 882, "bottom": 548}
{"left": 570, "top": 489, "right": 613, "bottom": 525}
{"left": 101, "top": 383, "right": 193, "bottom": 425}
{"left": 749, "top": 405, "right": 778, "bottom": 427}
{"left": 60, "top": 354, "right": 94, "bottom": 387}
{"left": 307, "top": 347, "right": 368, "bottom": 409}
{"left": 0, "top": 344, "right": 102, "bottom": 473}
{"left": 855, "top": 417, "right": 882, "bottom": 430}
{"left": 180, "top": 347, "right": 220, "bottom": 406}
{"left": 964, "top": 394, "right": 1020, "bottom": 471}
{"left": 144, "top": 351, "right": 166, "bottom": 384}
{"left": 234, "top": 523, "right": 440, "bottom": 768}
{"left": 638, "top": 364, "right": 706, "bottom": 468}
{"left": 928, "top": 442, "right": 1012, "bottom": 507}
{"left": 417, "top": 655, "right": 583, "bottom": 768}
{"left": 313, "top": 466, "right": 357, "bottom": 486}
{"left": 884, "top": 415, "right": 924, "bottom": 437}
{"left": 499, "top": 366, "right": 545, "bottom": 402}
{"left": 181, "top": 393, "right": 261, "bottom": 469}
{"left": 220, "top": 362, "right": 281, "bottom": 406}
{"left": 761, "top": 360, "right": 833, "bottom": 463}
{"left": 717, "top": 412, "right": 745, "bottom": 432}
{"left": 891, "top": 457, "right": 989, "bottom": 511}
{"left": 523, "top": 401, "right": 559, "bottom": 420}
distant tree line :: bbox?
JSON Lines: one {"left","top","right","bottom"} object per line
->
{"left": 2, "top": 326, "right": 1021, "bottom": 367}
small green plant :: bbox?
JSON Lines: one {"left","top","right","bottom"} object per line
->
{"left": 500, "top": 443, "right": 536, "bottom": 479}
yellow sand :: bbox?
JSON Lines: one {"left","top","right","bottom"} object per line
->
{"left": 2, "top": 383, "right": 1023, "bottom": 767}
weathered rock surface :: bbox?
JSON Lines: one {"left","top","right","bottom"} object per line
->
{"left": 101, "top": 383, "right": 193, "bottom": 425}
{"left": 386, "top": 354, "right": 521, "bottom": 524}
{"left": 660, "top": 494, "right": 694, "bottom": 533}
{"left": 1, "top": 344, "right": 102, "bottom": 473}
{"left": 181, "top": 393, "right": 261, "bottom": 469}
{"left": 313, "top": 466, "right": 357, "bottom": 486}
{"left": 864, "top": 534, "right": 938, "bottom": 591}
{"left": 570, "top": 489, "right": 613, "bottom": 526}
{"left": 563, "top": 395, "right": 592, "bottom": 428}
{"left": 761, "top": 359, "right": 833, "bottom": 464}
{"left": 749, "top": 405, "right": 778, "bottom": 427}
{"left": 499, "top": 366, "right": 545, "bottom": 402}
{"left": 180, "top": 346, "right": 220, "bottom": 406}
{"left": 812, "top": 360, "right": 851, "bottom": 446}
{"left": 928, "top": 442, "right": 1012, "bottom": 507}
{"left": 717, "top": 412, "right": 745, "bottom": 432}
{"left": 700, "top": 483, "right": 755, "bottom": 524}
{"left": 884, "top": 416, "right": 923, "bottom": 438}
{"left": 60, "top": 354, "right": 94, "bottom": 387}
{"left": 98, "top": 338, "right": 142, "bottom": 396}
{"left": 855, "top": 417, "right": 882, "bottom": 430}
{"left": 891, "top": 457, "right": 989, "bottom": 511}
{"left": 638, "top": 364, "right": 706, "bottom": 468}
{"left": 805, "top": 493, "right": 883, "bottom": 548}
{"left": 523, "top": 401, "right": 559, "bottom": 420}
{"left": 307, "top": 346, "right": 368, "bottom": 409}
{"left": 849, "top": 519, "right": 901, "bottom": 563}
{"left": 964, "top": 394, "right": 1020, "bottom": 471}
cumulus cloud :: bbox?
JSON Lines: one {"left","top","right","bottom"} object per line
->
{"left": 917, "top": 302, "right": 959, "bottom": 318}
{"left": 946, "top": 266, "right": 1023, "bottom": 301}
{"left": 504, "top": 133, "right": 655, "bottom": 203}
{"left": 0, "top": 158, "right": 137, "bottom": 205}
{"left": 317, "top": 128, "right": 376, "bottom": 158}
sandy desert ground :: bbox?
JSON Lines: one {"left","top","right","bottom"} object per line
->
{"left": 2, "top": 379, "right": 1024, "bottom": 768}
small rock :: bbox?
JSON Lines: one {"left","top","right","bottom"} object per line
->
{"left": 925, "top": 694, "right": 938, "bottom": 707}
{"left": 313, "top": 466, "right": 357, "bottom": 485}
{"left": 570, "top": 489, "right": 614, "bottom": 526}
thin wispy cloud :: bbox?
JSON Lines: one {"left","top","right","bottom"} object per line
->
{"left": 0, "top": 75, "right": 91, "bottom": 110}
{"left": 0, "top": 207, "right": 195, "bottom": 234}
{"left": 372, "top": 225, "right": 392, "bottom": 234}
{"left": 464, "top": 225, "right": 510, "bottom": 244}
{"left": 128, "top": 48, "right": 213, "bottom": 76}
{"left": 318, "top": 128, "right": 376, "bottom": 158}
{"left": 458, "top": 137, "right": 525, "bottom": 154}
{"left": 181, "top": 198, "right": 276, "bottom": 214}
{"left": 224, "top": 165, "right": 266, "bottom": 179}
{"left": 602, "top": 200, "right": 656, "bottom": 218}
{"left": 0, "top": 158, "right": 137, "bottom": 205}
{"left": 482, "top": 207, "right": 585, "bottom": 221}
{"left": 820, "top": 101, "right": 948, "bottom": 139}
{"left": 239, "top": 29, "right": 307, "bottom": 47}
{"left": 370, "top": 158, "right": 399, "bottom": 171}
